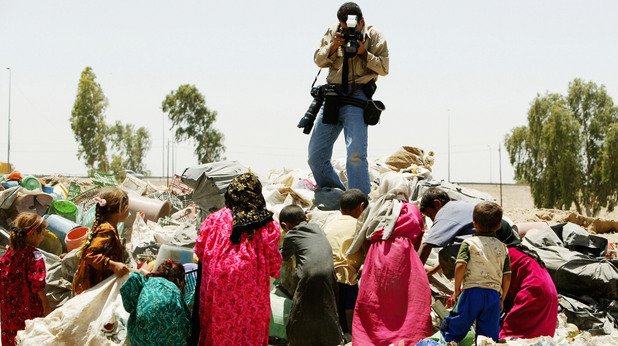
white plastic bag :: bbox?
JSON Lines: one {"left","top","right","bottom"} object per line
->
{"left": 17, "top": 276, "right": 130, "bottom": 345}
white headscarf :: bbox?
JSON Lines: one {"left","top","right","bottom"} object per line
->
{"left": 347, "top": 173, "right": 412, "bottom": 255}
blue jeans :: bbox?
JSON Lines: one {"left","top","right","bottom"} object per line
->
{"left": 308, "top": 90, "right": 369, "bottom": 195}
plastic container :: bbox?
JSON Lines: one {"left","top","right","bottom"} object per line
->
{"left": 50, "top": 200, "right": 78, "bottom": 222}
{"left": 53, "top": 183, "right": 69, "bottom": 200}
{"left": 65, "top": 227, "right": 89, "bottom": 252}
{"left": 44, "top": 214, "right": 80, "bottom": 251}
{"left": 1, "top": 181, "right": 19, "bottom": 189}
{"left": 269, "top": 287, "right": 293, "bottom": 339}
{"left": 42, "top": 185, "right": 54, "bottom": 194}
{"left": 154, "top": 244, "right": 194, "bottom": 268}
{"left": 20, "top": 176, "right": 42, "bottom": 191}
{"left": 183, "top": 263, "right": 198, "bottom": 273}
{"left": 38, "top": 230, "right": 63, "bottom": 256}
{"left": 126, "top": 194, "right": 172, "bottom": 227}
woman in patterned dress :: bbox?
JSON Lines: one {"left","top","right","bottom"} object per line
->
{"left": 120, "top": 260, "right": 191, "bottom": 346}
{"left": 194, "top": 173, "right": 282, "bottom": 345}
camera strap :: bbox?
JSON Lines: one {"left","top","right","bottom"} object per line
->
{"left": 341, "top": 57, "right": 350, "bottom": 95}
{"left": 310, "top": 68, "right": 322, "bottom": 89}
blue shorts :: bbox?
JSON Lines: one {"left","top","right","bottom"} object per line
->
{"left": 441, "top": 287, "right": 501, "bottom": 342}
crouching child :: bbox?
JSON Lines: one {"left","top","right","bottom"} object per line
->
{"left": 279, "top": 205, "right": 342, "bottom": 346}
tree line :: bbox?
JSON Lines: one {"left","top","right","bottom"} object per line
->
{"left": 506, "top": 79, "right": 618, "bottom": 217}
{"left": 70, "top": 68, "right": 617, "bottom": 217}
{"left": 69, "top": 66, "right": 224, "bottom": 180}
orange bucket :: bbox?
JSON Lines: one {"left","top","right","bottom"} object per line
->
{"left": 65, "top": 227, "right": 89, "bottom": 252}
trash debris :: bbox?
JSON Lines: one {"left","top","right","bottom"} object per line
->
{"left": 0, "top": 147, "right": 615, "bottom": 345}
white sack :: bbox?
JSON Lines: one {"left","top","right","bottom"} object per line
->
{"left": 17, "top": 276, "right": 129, "bottom": 346}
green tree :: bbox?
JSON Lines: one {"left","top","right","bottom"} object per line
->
{"left": 108, "top": 121, "right": 152, "bottom": 180}
{"left": 70, "top": 67, "right": 109, "bottom": 174}
{"left": 161, "top": 84, "right": 225, "bottom": 164}
{"left": 506, "top": 79, "right": 618, "bottom": 216}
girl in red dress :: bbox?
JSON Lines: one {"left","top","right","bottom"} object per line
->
{"left": 0, "top": 212, "right": 51, "bottom": 346}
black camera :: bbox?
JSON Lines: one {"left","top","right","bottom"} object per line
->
{"left": 298, "top": 85, "right": 340, "bottom": 134}
{"left": 297, "top": 86, "right": 325, "bottom": 134}
{"left": 341, "top": 15, "right": 363, "bottom": 58}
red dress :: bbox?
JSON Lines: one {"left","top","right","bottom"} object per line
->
{"left": 194, "top": 208, "right": 282, "bottom": 346}
{"left": 352, "top": 203, "right": 434, "bottom": 346}
{"left": 0, "top": 246, "right": 47, "bottom": 346}
{"left": 500, "top": 247, "right": 558, "bottom": 339}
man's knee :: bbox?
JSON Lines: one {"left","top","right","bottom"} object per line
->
{"left": 347, "top": 152, "right": 366, "bottom": 166}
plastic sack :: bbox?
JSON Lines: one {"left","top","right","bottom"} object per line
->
{"left": 17, "top": 276, "right": 129, "bottom": 345}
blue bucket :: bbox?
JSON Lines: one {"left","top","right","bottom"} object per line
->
{"left": 44, "top": 214, "right": 80, "bottom": 251}
{"left": 1, "top": 181, "right": 19, "bottom": 189}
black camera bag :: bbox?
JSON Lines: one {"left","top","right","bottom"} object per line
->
{"left": 337, "top": 96, "right": 386, "bottom": 126}
{"left": 322, "top": 85, "right": 341, "bottom": 125}
{"left": 363, "top": 100, "right": 385, "bottom": 125}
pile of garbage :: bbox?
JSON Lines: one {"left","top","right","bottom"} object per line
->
{"left": 1, "top": 145, "right": 617, "bottom": 345}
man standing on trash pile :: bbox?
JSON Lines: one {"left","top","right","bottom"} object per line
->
{"left": 305, "top": 2, "right": 389, "bottom": 196}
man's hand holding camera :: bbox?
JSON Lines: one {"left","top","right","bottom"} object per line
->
{"left": 330, "top": 32, "right": 345, "bottom": 55}
{"left": 331, "top": 31, "right": 366, "bottom": 57}
{"left": 356, "top": 38, "right": 366, "bottom": 56}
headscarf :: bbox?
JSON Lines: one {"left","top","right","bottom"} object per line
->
{"left": 347, "top": 173, "right": 411, "bottom": 256}
{"left": 495, "top": 220, "right": 546, "bottom": 268}
{"left": 496, "top": 220, "right": 521, "bottom": 246}
{"left": 224, "top": 173, "right": 273, "bottom": 244}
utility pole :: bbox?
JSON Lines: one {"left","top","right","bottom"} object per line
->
{"left": 6, "top": 68, "right": 11, "bottom": 168}
{"left": 166, "top": 139, "right": 170, "bottom": 187}
{"left": 498, "top": 142, "right": 503, "bottom": 206}
{"left": 488, "top": 144, "right": 492, "bottom": 184}
{"left": 447, "top": 109, "right": 451, "bottom": 183}
{"left": 162, "top": 113, "right": 165, "bottom": 178}
{"left": 171, "top": 141, "right": 175, "bottom": 177}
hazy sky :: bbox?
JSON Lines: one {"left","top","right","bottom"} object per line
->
{"left": 1, "top": 1, "right": 617, "bottom": 183}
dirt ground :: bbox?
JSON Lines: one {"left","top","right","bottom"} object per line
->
{"left": 462, "top": 183, "right": 618, "bottom": 241}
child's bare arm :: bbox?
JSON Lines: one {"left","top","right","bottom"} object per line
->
{"left": 37, "top": 290, "right": 52, "bottom": 316}
{"left": 501, "top": 273, "right": 511, "bottom": 305}
{"left": 453, "top": 241, "right": 470, "bottom": 300}
{"left": 453, "top": 262, "right": 466, "bottom": 299}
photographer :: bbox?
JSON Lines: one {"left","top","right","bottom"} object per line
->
{"left": 306, "top": 2, "right": 389, "bottom": 196}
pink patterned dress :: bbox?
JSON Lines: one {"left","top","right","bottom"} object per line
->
{"left": 194, "top": 208, "right": 282, "bottom": 346}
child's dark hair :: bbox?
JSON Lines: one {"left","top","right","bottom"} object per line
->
{"left": 279, "top": 205, "right": 307, "bottom": 227}
{"left": 473, "top": 201, "right": 503, "bottom": 233}
{"left": 147, "top": 260, "right": 186, "bottom": 292}
{"left": 10, "top": 212, "right": 47, "bottom": 251}
{"left": 337, "top": 2, "right": 363, "bottom": 22}
{"left": 81, "top": 187, "right": 129, "bottom": 253}
{"left": 419, "top": 188, "right": 450, "bottom": 213}
{"left": 340, "top": 189, "right": 368, "bottom": 214}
